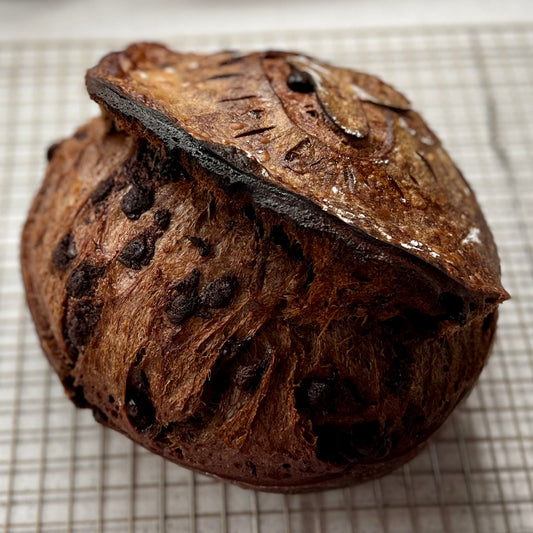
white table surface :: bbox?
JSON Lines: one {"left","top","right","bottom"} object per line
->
{"left": 1, "top": 0, "right": 532, "bottom": 42}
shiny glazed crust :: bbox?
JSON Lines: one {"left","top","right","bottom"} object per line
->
{"left": 21, "top": 44, "right": 507, "bottom": 492}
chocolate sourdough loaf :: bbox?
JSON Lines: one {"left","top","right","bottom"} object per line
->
{"left": 21, "top": 43, "right": 508, "bottom": 492}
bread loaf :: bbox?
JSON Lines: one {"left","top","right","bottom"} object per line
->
{"left": 21, "top": 43, "right": 508, "bottom": 492}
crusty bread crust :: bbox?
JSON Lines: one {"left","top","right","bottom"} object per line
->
{"left": 21, "top": 44, "right": 507, "bottom": 492}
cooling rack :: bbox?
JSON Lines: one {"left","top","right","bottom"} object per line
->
{"left": 1, "top": 23, "right": 532, "bottom": 533}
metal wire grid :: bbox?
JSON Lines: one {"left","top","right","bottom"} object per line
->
{"left": 0, "top": 23, "right": 532, "bottom": 533}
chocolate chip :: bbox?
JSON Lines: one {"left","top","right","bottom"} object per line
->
{"left": 295, "top": 376, "right": 342, "bottom": 419}
{"left": 66, "top": 261, "right": 105, "bottom": 298}
{"left": 306, "top": 381, "right": 332, "bottom": 408}
{"left": 201, "top": 275, "right": 238, "bottom": 309}
{"left": 296, "top": 378, "right": 337, "bottom": 414}
{"left": 118, "top": 233, "right": 155, "bottom": 270}
{"left": 74, "top": 130, "right": 88, "bottom": 141}
{"left": 186, "top": 236, "right": 211, "bottom": 257}
{"left": 121, "top": 185, "right": 154, "bottom": 220}
{"left": 174, "top": 269, "right": 201, "bottom": 294}
{"left": 90, "top": 176, "right": 115, "bottom": 205}
{"left": 126, "top": 392, "right": 154, "bottom": 430}
{"left": 167, "top": 293, "right": 198, "bottom": 326}
{"left": 296, "top": 374, "right": 367, "bottom": 425}
{"left": 52, "top": 233, "right": 77, "bottom": 270}
{"left": 154, "top": 209, "right": 171, "bottom": 230}
{"left": 130, "top": 367, "right": 149, "bottom": 390}
{"left": 125, "top": 367, "right": 156, "bottom": 431}
{"left": 166, "top": 269, "right": 201, "bottom": 326}
{"left": 235, "top": 358, "right": 269, "bottom": 392}
{"left": 65, "top": 299, "right": 102, "bottom": 348}
{"left": 287, "top": 67, "right": 314, "bottom": 93}
{"left": 46, "top": 141, "right": 61, "bottom": 162}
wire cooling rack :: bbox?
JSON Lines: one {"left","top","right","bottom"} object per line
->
{"left": 1, "top": 23, "right": 533, "bottom": 533}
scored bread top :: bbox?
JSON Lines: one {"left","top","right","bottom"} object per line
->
{"left": 86, "top": 42, "right": 507, "bottom": 300}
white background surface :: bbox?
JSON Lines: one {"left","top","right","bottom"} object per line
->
{"left": 1, "top": 0, "right": 532, "bottom": 42}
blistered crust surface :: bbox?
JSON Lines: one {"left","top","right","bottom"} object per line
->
{"left": 87, "top": 43, "right": 506, "bottom": 298}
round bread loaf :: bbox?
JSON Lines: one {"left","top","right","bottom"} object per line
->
{"left": 21, "top": 43, "right": 508, "bottom": 492}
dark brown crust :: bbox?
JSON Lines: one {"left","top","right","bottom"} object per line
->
{"left": 86, "top": 43, "right": 507, "bottom": 300}
{"left": 21, "top": 45, "right": 508, "bottom": 492}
